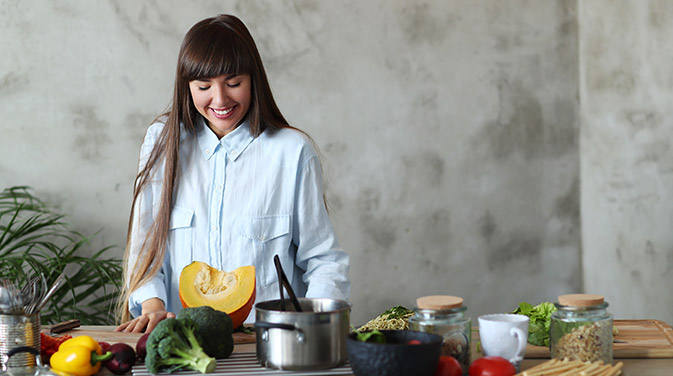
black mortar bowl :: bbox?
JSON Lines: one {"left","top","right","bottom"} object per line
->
{"left": 346, "top": 330, "right": 443, "bottom": 376}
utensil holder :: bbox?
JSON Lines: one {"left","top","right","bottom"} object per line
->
{"left": 0, "top": 313, "right": 41, "bottom": 369}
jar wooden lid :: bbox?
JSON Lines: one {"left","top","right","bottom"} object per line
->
{"left": 416, "top": 295, "right": 463, "bottom": 310}
{"left": 558, "top": 294, "right": 605, "bottom": 307}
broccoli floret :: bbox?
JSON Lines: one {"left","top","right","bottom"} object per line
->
{"left": 145, "top": 317, "right": 216, "bottom": 374}
{"left": 177, "top": 306, "right": 234, "bottom": 359}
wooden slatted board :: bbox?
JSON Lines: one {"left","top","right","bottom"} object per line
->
{"left": 524, "top": 319, "right": 673, "bottom": 359}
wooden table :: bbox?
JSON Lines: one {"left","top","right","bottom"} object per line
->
{"left": 470, "top": 319, "right": 673, "bottom": 376}
{"left": 57, "top": 326, "right": 257, "bottom": 352}
{"left": 519, "top": 358, "right": 673, "bottom": 376}
{"left": 57, "top": 326, "right": 673, "bottom": 375}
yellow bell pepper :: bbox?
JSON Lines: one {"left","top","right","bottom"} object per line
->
{"left": 50, "top": 335, "right": 112, "bottom": 376}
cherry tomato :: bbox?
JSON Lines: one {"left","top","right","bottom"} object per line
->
{"left": 435, "top": 355, "right": 462, "bottom": 376}
{"left": 469, "top": 356, "right": 516, "bottom": 376}
{"left": 408, "top": 339, "right": 422, "bottom": 345}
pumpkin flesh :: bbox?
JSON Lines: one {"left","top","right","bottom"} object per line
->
{"left": 179, "top": 261, "right": 256, "bottom": 329}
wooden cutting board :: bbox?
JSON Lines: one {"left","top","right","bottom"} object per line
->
{"left": 524, "top": 319, "right": 673, "bottom": 359}
{"left": 45, "top": 326, "right": 256, "bottom": 348}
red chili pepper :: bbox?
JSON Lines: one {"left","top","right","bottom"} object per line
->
{"left": 40, "top": 333, "right": 73, "bottom": 362}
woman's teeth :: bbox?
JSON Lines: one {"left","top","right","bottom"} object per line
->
{"left": 213, "top": 107, "right": 234, "bottom": 115}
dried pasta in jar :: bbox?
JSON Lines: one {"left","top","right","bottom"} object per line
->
{"left": 550, "top": 294, "right": 613, "bottom": 364}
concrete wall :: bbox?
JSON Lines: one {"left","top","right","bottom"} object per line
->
{"left": 0, "top": 1, "right": 667, "bottom": 325}
{"left": 580, "top": 1, "right": 673, "bottom": 323}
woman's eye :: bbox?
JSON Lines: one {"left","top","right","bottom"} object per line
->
{"left": 227, "top": 82, "right": 241, "bottom": 88}
{"left": 198, "top": 86, "right": 210, "bottom": 91}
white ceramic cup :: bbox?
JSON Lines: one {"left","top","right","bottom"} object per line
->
{"left": 478, "top": 313, "right": 529, "bottom": 367}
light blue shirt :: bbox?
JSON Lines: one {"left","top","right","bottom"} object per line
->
{"left": 128, "top": 117, "right": 350, "bottom": 322}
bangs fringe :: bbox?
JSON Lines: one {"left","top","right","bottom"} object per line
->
{"left": 181, "top": 25, "right": 255, "bottom": 80}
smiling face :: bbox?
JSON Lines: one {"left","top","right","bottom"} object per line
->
{"left": 189, "top": 74, "right": 252, "bottom": 138}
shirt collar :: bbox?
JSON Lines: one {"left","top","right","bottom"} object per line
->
{"left": 197, "top": 117, "right": 255, "bottom": 161}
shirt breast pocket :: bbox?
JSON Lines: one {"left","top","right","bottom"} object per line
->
{"left": 168, "top": 206, "right": 195, "bottom": 274}
{"left": 236, "top": 215, "right": 292, "bottom": 286}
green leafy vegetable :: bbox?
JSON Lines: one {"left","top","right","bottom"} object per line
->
{"left": 233, "top": 325, "right": 255, "bottom": 335}
{"left": 355, "top": 329, "right": 386, "bottom": 344}
{"left": 512, "top": 302, "right": 557, "bottom": 347}
{"left": 381, "top": 306, "right": 413, "bottom": 319}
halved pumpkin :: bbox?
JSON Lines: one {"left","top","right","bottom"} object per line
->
{"left": 179, "top": 261, "right": 256, "bottom": 329}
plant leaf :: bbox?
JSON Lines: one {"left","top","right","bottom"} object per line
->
{"left": 0, "top": 186, "right": 122, "bottom": 325}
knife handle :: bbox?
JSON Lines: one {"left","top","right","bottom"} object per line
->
{"left": 49, "top": 319, "right": 81, "bottom": 334}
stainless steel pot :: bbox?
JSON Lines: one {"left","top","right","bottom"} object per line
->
{"left": 255, "top": 298, "right": 351, "bottom": 370}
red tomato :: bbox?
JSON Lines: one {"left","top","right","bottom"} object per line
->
{"left": 408, "top": 339, "right": 422, "bottom": 345}
{"left": 434, "top": 355, "right": 462, "bottom": 376}
{"left": 469, "top": 356, "right": 516, "bottom": 376}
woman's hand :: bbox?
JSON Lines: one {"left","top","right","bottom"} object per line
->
{"left": 114, "top": 298, "right": 176, "bottom": 333}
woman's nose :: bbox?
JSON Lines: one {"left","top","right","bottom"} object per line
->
{"left": 212, "top": 85, "right": 229, "bottom": 105}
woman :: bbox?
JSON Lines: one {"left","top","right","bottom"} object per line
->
{"left": 115, "top": 14, "right": 350, "bottom": 333}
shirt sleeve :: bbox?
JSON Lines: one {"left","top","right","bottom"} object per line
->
{"left": 293, "top": 154, "right": 351, "bottom": 301}
{"left": 127, "top": 123, "right": 169, "bottom": 317}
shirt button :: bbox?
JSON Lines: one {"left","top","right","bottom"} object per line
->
{"left": 259, "top": 235, "right": 266, "bottom": 241}
{"left": 212, "top": 226, "right": 217, "bottom": 231}
{"left": 216, "top": 184, "right": 223, "bottom": 191}
{"left": 231, "top": 151, "right": 238, "bottom": 157}
{"left": 205, "top": 149, "right": 211, "bottom": 155}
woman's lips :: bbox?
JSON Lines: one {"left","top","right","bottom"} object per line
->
{"left": 210, "top": 106, "right": 235, "bottom": 119}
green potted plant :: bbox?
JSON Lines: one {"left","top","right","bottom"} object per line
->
{"left": 0, "top": 186, "right": 122, "bottom": 325}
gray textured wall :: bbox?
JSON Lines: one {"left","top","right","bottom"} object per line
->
{"left": 580, "top": 1, "right": 673, "bottom": 323}
{"left": 0, "top": 0, "right": 668, "bottom": 326}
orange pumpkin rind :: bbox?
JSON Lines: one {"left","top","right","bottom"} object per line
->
{"left": 179, "top": 261, "right": 256, "bottom": 329}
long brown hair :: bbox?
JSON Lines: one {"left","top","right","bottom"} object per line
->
{"left": 117, "top": 14, "right": 294, "bottom": 322}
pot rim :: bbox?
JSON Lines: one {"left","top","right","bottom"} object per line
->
{"left": 255, "top": 297, "right": 352, "bottom": 314}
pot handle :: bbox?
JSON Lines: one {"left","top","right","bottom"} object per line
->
{"left": 254, "top": 322, "right": 307, "bottom": 344}
{"left": 254, "top": 321, "right": 296, "bottom": 331}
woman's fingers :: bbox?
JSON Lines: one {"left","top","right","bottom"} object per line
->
{"left": 145, "top": 313, "right": 165, "bottom": 333}
{"left": 113, "top": 321, "right": 128, "bottom": 332}
{"left": 129, "top": 315, "right": 150, "bottom": 332}
{"left": 113, "top": 311, "right": 176, "bottom": 333}
{"left": 117, "top": 315, "right": 149, "bottom": 333}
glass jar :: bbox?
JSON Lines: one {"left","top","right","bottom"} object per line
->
{"left": 550, "top": 294, "right": 613, "bottom": 363}
{"left": 409, "top": 295, "right": 471, "bottom": 373}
